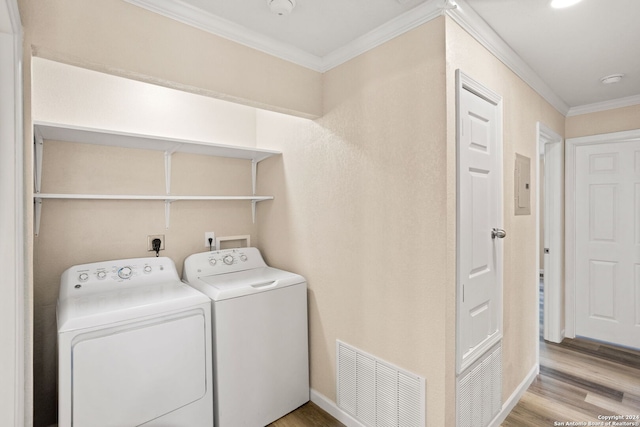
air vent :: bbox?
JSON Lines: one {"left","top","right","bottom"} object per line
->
{"left": 457, "top": 343, "right": 502, "bottom": 427}
{"left": 337, "top": 341, "right": 425, "bottom": 427}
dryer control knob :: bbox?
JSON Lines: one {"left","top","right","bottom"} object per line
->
{"left": 208, "top": 258, "right": 217, "bottom": 266}
{"left": 223, "top": 255, "right": 234, "bottom": 265}
{"left": 78, "top": 273, "right": 89, "bottom": 282}
{"left": 240, "top": 254, "right": 248, "bottom": 262}
{"left": 118, "top": 266, "right": 133, "bottom": 279}
{"left": 143, "top": 265, "right": 152, "bottom": 274}
{"left": 96, "top": 271, "right": 107, "bottom": 280}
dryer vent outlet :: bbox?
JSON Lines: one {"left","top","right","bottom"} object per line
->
{"left": 147, "top": 235, "right": 165, "bottom": 252}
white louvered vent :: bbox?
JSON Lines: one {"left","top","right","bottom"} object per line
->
{"left": 337, "top": 340, "right": 425, "bottom": 427}
{"left": 457, "top": 343, "right": 502, "bottom": 427}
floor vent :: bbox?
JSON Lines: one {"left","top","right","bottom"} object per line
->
{"left": 457, "top": 343, "right": 502, "bottom": 427}
{"left": 336, "top": 340, "right": 425, "bottom": 427}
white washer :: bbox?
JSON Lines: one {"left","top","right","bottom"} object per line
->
{"left": 182, "top": 247, "right": 309, "bottom": 427}
{"left": 57, "top": 257, "right": 213, "bottom": 427}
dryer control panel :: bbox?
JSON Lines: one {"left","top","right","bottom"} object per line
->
{"left": 59, "top": 257, "right": 180, "bottom": 301}
{"left": 182, "top": 248, "right": 266, "bottom": 283}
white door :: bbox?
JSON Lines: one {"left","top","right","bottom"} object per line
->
{"left": 456, "top": 71, "right": 503, "bottom": 374}
{"left": 574, "top": 140, "right": 640, "bottom": 349}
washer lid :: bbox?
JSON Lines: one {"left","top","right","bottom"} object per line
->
{"left": 57, "top": 280, "right": 210, "bottom": 332}
{"left": 188, "top": 267, "right": 305, "bottom": 301}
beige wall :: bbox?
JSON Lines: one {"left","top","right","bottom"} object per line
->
{"left": 18, "top": 0, "right": 322, "bottom": 118}
{"left": 21, "top": 1, "right": 639, "bottom": 426}
{"left": 33, "top": 145, "right": 259, "bottom": 427}
{"left": 256, "top": 17, "right": 449, "bottom": 426}
{"left": 444, "top": 16, "right": 565, "bottom": 410}
{"left": 565, "top": 104, "right": 640, "bottom": 138}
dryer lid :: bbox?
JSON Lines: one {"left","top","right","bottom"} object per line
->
{"left": 189, "top": 267, "right": 305, "bottom": 301}
{"left": 57, "top": 280, "right": 210, "bottom": 332}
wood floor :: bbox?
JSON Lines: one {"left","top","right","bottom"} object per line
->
{"left": 269, "top": 402, "right": 345, "bottom": 427}
{"left": 272, "top": 282, "right": 640, "bottom": 427}
{"left": 502, "top": 282, "right": 640, "bottom": 426}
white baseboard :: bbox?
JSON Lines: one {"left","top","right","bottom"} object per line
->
{"left": 488, "top": 363, "right": 538, "bottom": 427}
{"left": 312, "top": 363, "right": 538, "bottom": 427}
{"left": 310, "top": 389, "right": 366, "bottom": 427}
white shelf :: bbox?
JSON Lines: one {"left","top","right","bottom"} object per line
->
{"left": 33, "top": 122, "right": 280, "bottom": 162}
{"left": 33, "top": 122, "right": 280, "bottom": 235}
{"left": 34, "top": 194, "right": 274, "bottom": 201}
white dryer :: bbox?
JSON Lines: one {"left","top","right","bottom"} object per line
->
{"left": 182, "top": 247, "right": 309, "bottom": 427}
{"left": 57, "top": 257, "right": 213, "bottom": 427}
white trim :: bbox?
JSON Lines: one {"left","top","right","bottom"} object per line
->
{"left": 445, "top": 0, "right": 569, "bottom": 116}
{"left": 123, "top": 0, "right": 324, "bottom": 71}
{"left": 310, "top": 389, "right": 366, "bottom": 427}
{"left": 537, "top": 123, "right": 564, "bottom": 345}
{"left": 564, "top": 128, "right": 640, "bottom": 339}
{"left": 125, "top": 0, "right": 640, "bottom": 117}
{"left": 487, "top": 363, "right": 538, "bottom": 427}
{"left": 0, "top": 0, "right": 24, "bottom": 426}
{"left": 567, "top": 94, "right": 640, "bottom": 117}
{"left": 455, "top": 70, "right": 504, "bottom": 374}
{"left": 320, "top": 0, "right": 442, "bottom": 72}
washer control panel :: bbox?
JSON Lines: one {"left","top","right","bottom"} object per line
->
{"left": 60, "top": 257, "right": 179, "bottom": 301}
{"left": 183, "top": 247, "right": 266, "bottom": 283}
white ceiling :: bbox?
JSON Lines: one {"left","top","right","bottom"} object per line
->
{"left": 126, "top": 0, "right": 640, "bottom": 114}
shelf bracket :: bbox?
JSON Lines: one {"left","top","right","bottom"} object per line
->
{"left": 34, "top": 198, "right": 42, "bottom": 236}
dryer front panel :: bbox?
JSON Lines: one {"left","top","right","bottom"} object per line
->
{"left": 70, "top": 311, "right": 207, "bottom": 427}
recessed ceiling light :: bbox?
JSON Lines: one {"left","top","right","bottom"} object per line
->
{"left": 600, "top": 74, "right": 624, "bottom": 84}
{"left": 550, "top": 0, "right": 583, "bottom": 9}
{"left": 267, "top": 0, "right": 296, "bottom": 16}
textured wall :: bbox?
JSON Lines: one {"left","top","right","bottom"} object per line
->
{"left": 18, "top": 0, "right": 322, "bottom": 118}
{"left": 30, "top": 60, "right": 262, "bottom": 427}
{"left": 256, "top": 18, "right": 449, "bottom": 426}
{"left": 565, "top": 104, "right": 640, "bottom": 138}
{"left": 444, "top": 17, "right": 565, "bottom": 412}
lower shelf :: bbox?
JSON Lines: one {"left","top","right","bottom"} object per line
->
{"left": 33, "top": 193, "right": 274, "bottom": 235}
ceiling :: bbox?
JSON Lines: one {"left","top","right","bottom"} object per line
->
{"left": 126, "top": 0, "right": 640, "bottom": 114}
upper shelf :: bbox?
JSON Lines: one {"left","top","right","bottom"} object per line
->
{"left": 33, "top": 121, "right": 281, "bottom": 163}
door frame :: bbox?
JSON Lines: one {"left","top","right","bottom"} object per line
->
{"left": 455, "top": 70, "right": 504, "bottom": 374}
{"left": 565, "top": 128, "right": 640, "bottom": 339}
{"left": 0, "top": 0, "right": 24, "bottom": 425}
{"left": 536, "top": 123, "right": 564, "bottom": 343}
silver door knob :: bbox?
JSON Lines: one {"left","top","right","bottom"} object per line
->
{"left": 491, "top": 228, "right": 506, "bottom": 239}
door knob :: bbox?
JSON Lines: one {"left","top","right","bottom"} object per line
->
{"left": 491, "top": 228, "right": 506, "bottom": 239}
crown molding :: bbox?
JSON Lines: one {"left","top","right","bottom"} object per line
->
{"left": 567, "top": 94, "right": 640, "bottom": 117}
{"left": 125, "top": 0, "right": 590, "bottom": 117}
{"left": 124, "top": 0, "right": 325, "bottom": 71}
{"left": 445, "top": 0, "right": 570, "bottom": 116}
{"left": 320, "top": 0, "right": 443, "bottom": 72}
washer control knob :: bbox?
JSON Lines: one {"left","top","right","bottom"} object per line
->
{"left": 96, "top": 271, "right": 107, "bottom": 280}
{"left": 143, "top": 265, "right": 152, "bottom": 274}
{"left": 223, "top": 255, "right": 234, "bottom": 265}
{"left": 208, "top": 258, "right": 217, "bottom": 266}
{"left": 78, "top": 273, "right": 89, "bottom": 282}
{"left": 240, "top": 254, "right": 248, "bottom": 262}
{"left": 118, "top": 266, "right": 133, "bottom": 280}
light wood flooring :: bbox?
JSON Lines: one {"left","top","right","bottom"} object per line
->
{"left": 502, "top": 281, "right": 640, "bottom": 426}
{"left": 269, "top": 402, "right": 345, "bottom": 427}
{"left": 272, "top": 283, "right": 640, "bottom": 427}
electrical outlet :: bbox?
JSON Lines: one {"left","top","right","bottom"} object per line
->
{"left": 147, "top": 235, "right": 165, "bottom": 252}
{"left": 204, "top": 232, "right": 215, "bottom": 249}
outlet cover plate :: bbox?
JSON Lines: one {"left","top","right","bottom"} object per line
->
{"left": 147, "top": 234, "right": 165, "bottom": 251}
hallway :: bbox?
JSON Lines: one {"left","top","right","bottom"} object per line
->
{"left": 502, "top": 282, "right": 640, "bottom": 425}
